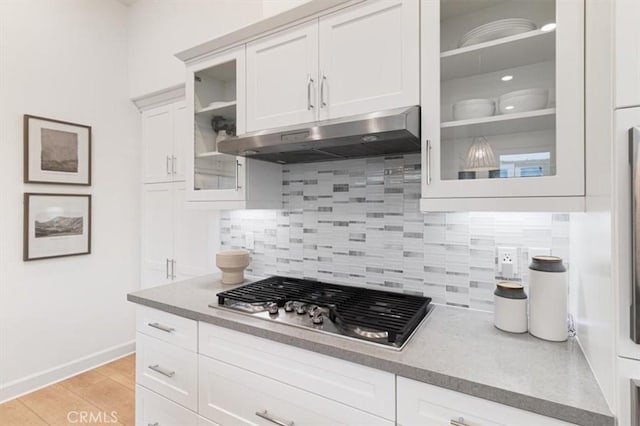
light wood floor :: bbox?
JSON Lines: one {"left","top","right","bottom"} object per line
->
{"left": 0, "top": 354, "right": 135, "bottom": 426}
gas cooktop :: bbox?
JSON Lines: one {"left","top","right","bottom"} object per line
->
{"left": 212, "top": 276, "right": 433, "bottom": 350}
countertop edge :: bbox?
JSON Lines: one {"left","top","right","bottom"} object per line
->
{"left": 126, "top": 294, "right": 614, "bottom": 426}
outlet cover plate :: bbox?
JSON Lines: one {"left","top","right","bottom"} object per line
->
{"left": 497, "top": 246, "right": 518, "bottom": 274}
{"left": 245, "top": 232, "right": 255, "bottom": 250}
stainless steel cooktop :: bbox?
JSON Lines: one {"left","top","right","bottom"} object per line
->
{"left": 211, "top": 276, "right": 433, "bottom": 350}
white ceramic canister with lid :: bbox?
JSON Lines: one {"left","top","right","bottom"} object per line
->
{"left": 494, "top": 281, "right": 528, "bottom": 333}
{"left": 528, "top": 255, "right": 568, "bottom": 341}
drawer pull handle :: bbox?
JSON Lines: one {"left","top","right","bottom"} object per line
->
{"left": 148, "top": 364, "right": 175, "bottom": 378}
{"left": 255, "top": 410, "right": 294, "bottom": 426}
{"left": 148, "top": 423, "right": 159, "bottom": 426}
{"left": 451, "top": 417, "right": 471, "bottom": 426}
{"left": 147, "top": 322, "right": 175, "bottom": 333}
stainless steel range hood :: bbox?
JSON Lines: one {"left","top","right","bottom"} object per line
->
{"left": 217, "top": 106, "right": 420, "bottom": 164}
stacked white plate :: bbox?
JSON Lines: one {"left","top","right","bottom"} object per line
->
{"left": 459, "top": 18, "right": 537, "bottom": 48}
{"left": 453, "top": 98, "right": 495, "bottom": 120}
{"left": 498, "top": 88, "right": 548, "bottom": 114}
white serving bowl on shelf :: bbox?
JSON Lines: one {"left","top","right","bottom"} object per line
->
{"left": 498, "top": 88, "right": 549, "bottom": 114}
{"left": 453, "top": 98, "right": 495, "bottom": 121}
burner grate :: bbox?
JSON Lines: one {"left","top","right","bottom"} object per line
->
{"left": 217, "top": 276, "right": 431, "bottom": 345}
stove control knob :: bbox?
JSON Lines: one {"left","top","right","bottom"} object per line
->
{"left": 267, "top": 302, "right": 279, "bottom": 315}
{"left": 307, "top": 305, "right": 318, "bottom": 317}
{"left": 284, "top": 301, "right": 294, "bottom": 312}
{"left": 312, "top": 311, "right": 323, "bottom": 325}
{"left": 296, "top": 304, "right": 307, "bottom": 315}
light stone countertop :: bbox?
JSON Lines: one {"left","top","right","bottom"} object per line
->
{"left": 127, "top": 274, "right": 614, "bottom": 426}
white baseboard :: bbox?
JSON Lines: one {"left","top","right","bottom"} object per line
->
{"left": 0, "top": 340, "right": 136, "bottom": 404}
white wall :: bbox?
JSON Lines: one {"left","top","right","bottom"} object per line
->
{"left": 127, "top": 0, "right": 263, "bottom": 98}
{"left": 0, "top": 0, "right": 139, "bottom": 401}
{"left": 262, "top": 0, "right": 311, "bottom": 17}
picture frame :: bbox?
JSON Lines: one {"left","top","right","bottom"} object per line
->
{"left": 24, "top": 115, "right": 91, "bottom": 185}
{"left": 23, "top": 193, "right": 92, "bottom": 261}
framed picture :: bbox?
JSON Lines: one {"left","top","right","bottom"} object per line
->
{"left": 23, "top": 193, "right": 91, "bottom": 261}
{"left": 24, "top": 115, "right": 91, "bottom": 185}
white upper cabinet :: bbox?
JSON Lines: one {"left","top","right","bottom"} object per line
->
{"left": 143, "top": 103, "right": 185, "bottom": 183}
{"left": 246, "top": 21, "right": 319, "bottom": 132}
{"left": 420, "top": 0, "right": 585, "bottom": 211}
{"left": 172, "top": 102, "right": 187, "bottom": 181}
{"left": 318, "top": 0, "right": 419, "bottom": 120}
{"left": 245, "top": 0, "right": 419, "bottom": 132}
{"left": 185, "top": 46, "right": 282, "bottom": 208}
{"left": 616, "top": 0, "right": 640, "bottom": 109}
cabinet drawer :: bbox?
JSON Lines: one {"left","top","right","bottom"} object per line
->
{"left": 136, "top": 333, "right": 198, "bottom": 411}
{"left": 137, "top": 305, "right": 197, "bottom": 351}
{"left": 397, "top": 377, "right": 576, "bottom": 426}
{"left": 198, "top": 415, "right": 219, "bottom": 426}
{"left": 198, "top": 322, "right": 395, "bottom": 420}
{"left": 136, "top": 385, "right": 198, "bottom": 426}
{"left": 198, "top": 354, "right": 393, "bottom": 426}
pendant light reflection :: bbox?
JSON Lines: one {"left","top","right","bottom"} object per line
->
{"left": 464, "top": 136, "right": 497, "bottom": 171}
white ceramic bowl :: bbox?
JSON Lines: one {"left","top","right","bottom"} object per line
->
{"left": 453, "top": 99, "right": 495, "bottom": 120}
{"left": 216, "top": 249, "right": 250, "bottom": 285}
{"left": 498, "top": 89, "right": 548, "bottom": 114}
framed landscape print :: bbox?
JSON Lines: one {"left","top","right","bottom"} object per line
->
{"left": 23, "top": 193, "right": 91, "bottom": 261}
{"left": 24, "top": 115, "right": 91, "bottom": 185}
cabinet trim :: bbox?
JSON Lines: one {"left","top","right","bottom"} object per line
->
{"left": 132, "top": 84, "right": 186, "bottom": 111}
{"left": 176, "top": 0, "right": 363, "bottom": 64}
{"left": 420, "top": 196, "right": 585, "bottom": 212}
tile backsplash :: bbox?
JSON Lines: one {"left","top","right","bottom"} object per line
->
{"left": 220, "top": 153, "right": 570, "bottom": 311}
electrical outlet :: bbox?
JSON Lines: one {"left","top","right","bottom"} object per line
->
{"left": 528, "top": 247, "right": 551, "bottom": 266}
{"left": 245, "top": 232, "right": 255, "bottom": 250}
{"left": 497, "top": 246, "right": 518, "bottom": 277}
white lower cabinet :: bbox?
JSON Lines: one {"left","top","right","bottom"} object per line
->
{"left": 397, "top": 377, "right": 575, "bottom": 426}
{"left": 136, "top": 332, "right": 198, "bottom": 411}
{"left": 134, "top": 307, "right": 579, "bottom": 426}
{"left": 198, "top": 322, "right": 395, "bottom": 421}
{"left": 136, "top": 385, "right": 199, "bottom": 426}
{"left": 198, "top": 354, "right": 392, "bottom": 426}
{"left": 136, "top": 305, "right": 198, "bottom": 352}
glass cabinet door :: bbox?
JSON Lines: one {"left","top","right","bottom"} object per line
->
{"left": 421, "top": 0, "right": 584, "bottom": 201}
{"left": 186, "top": 47, "right": 246, "bottom": 202}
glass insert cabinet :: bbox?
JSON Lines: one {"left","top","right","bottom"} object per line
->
{"left": 185, "top": 47, "right": 245, "bottom": 203}
{"left": 420, "top": 0, "right": 584, "bottom": 210}
{"left": 184, "top": 46, "right": 281, "bottom": 208}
